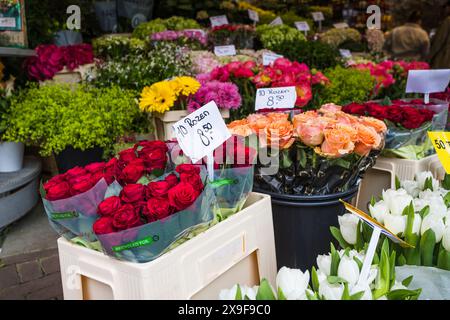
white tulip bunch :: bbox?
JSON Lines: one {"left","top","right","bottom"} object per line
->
{"left": 219, "top": 241, "right": 421, "bottom": 300}
{"left": 332, "top": 171, "right": 450, "bottom": 270}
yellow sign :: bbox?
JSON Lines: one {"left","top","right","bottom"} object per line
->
{"left": 428, "top": 131, "right": 450, "bottom": 174}
{"left": 340, "top": 200, "right": 414, "bottom": 248}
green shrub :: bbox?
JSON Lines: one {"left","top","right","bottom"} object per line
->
{"left": 320, "top": 66, "right": 375, "bottom": 105}
{"left": 93, "top": 35, "right": 149, "bottom": 60}
{"left": 280, "top": 11, "right": 315, "bottom": 32}
{"left": 256, "top": 24, "right": 306, "bottom": 51}
{"left": 319, "top": 28, "right": 362, "bottom": 48}
{"left": 268, "top": 39, "right": 340, "bottom": 70}
{"left": 4, "top": 84, "right": 139, "bottom": 156}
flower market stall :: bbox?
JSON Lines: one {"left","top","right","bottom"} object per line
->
{"left": 0, "top": 0, "right": 450, "bottom": 303}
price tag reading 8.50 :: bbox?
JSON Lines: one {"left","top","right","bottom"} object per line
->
{"left": 428, "top": 131, "right": 450, "bottom": 174}
{"left": 255, "top": 86, "right": 297, "bottom": 110}
{"left": 173, "top": 101, "right": 231, "bottom": 163}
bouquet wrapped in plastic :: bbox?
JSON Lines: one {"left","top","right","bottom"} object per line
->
{"left": 41, "top": 140, "right": 169, "bottom": 242}
{"left": 227, "top": 104, "right": 386, "bottom": 195}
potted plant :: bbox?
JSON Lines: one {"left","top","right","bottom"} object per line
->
{"left": 3, "top": 83, "right": 139, "bottom": 173}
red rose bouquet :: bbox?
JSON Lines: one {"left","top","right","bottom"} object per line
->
{"left": 42, "top": 140, "right": 169, "bottom": 241}
{"left": 208, "top": 24, "right": 256, "bottom": 49}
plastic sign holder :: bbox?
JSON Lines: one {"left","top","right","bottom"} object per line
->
{"left": 406, "top": 69, "right": 450, "bottom": 104}
{"left": 269, "top": 16, "right": 283, "bottom": 26}
{"left": 311, "top": 12, "right": 324, "bottom": 32}
{"left": 295, "top": 21, "right": 310, "bottom": 36}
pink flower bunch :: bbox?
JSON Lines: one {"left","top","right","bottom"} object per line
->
{"left": 188, "top": 80, "right": 241, "bottom": 112}
{"left": 24, "top": 44, "right": 94, "bottom": 81}
{"left": 191, "top": 51, "right": 221, "bottom": 74}
{"left": 151, "top": 30, "right": 207, "bottom": 46}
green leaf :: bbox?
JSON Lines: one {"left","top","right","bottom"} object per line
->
{"left": 397, "top": 253, "right": 406, "bottom": 266}
{"left": 305, "top": 290, "right": 319, "bottom": 300}
{"left": 389, "top": 250, "right": 396, "bottom": 286}
{"left": 420, "top": 229, "right": 436, "bottom": 266}
{"left": 401, "top": 275, "right": 413, "bottom": 287}
{"left": 381, "top": 96, "right": 392, "bottom": 106}
{"left": 386, "top": 289, "right": 422, "bottom": 300}
{"left": 373, "top": 239, "right": 391, "bottom": 299}
{"left": 277, "top": 287, "right": 287, "bottom": 300}
{"left": 330, "top": 226, "right": 351, "bottom": 249}
{"left": 370, "top": 196, "right": 377, "bottom": 207}
{"left": 137, "top": 175, "right": 151, "bottom": 185}
{"left": 330, "top": 243, "right": 340, "bottom": 277}
{"left": 395, "top": 175, "right": 401, "bottom": 190}
{"left": 355, "top": 220, "right": 364, "bottom": 251}
{"left": 327, "top": 276, "right": 348, "bottom": 284}
{"left": 437, "top": 245, "right": 450, "bottom": 271}
{"left": 341, "top": 283, "right": 351, "bottom": 300}
{"left": 418, "top": 205, "right": 430, "bottom": 219}
{"left": 350, "top": 291, "right": 365, "bottom": 300}
{"left": 235, "top": 284, "right": 242, "bottom": 300}
{"left": 442, "top": 174, "right": 450, "bottom": 190}
{"left": 311, "top": 267, "right": 320, "bottom": 292}
{"left": 256, "top": 279, "right": 276, "bottom": 300}
{"left": 443, "top": 192, "right": 450, "bottom": 208}
{"left": 353, "top": 256, "right": 363, "bottom": 271}
{"left": 424, "top": 177, "right": 434, "bottom": 191}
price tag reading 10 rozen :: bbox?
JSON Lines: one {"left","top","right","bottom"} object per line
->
{"left": 173, "top": 101, "right": 231, "bottom": 164}
{"left": 255, "top": 86, "right": 297, "bottom": 110}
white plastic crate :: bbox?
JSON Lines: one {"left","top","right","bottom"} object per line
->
{"left": 356, "top": 155, "right": 444, "bottom": 210}
{"left": 58, "top": 192, "right": 277, "bottom": 300}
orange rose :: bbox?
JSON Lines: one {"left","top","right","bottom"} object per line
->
{"left": 264, "top": 120, "right": 295, "bottom": 150}
{"left": 247, "top": 114, "right": 272, "bottom": 134}
{"left": 354, "top": 124, "right": 382, "bottom": 156}
{"left": 266, "top": 112, "right": 289, "bottom": 122}
{"left": 319, "top": 103, "right": 342, "bottom": 114}
{"left": 317, "top": 127, "right": 355, "bottom": 157}
{"left": 227, "top": 119, "right": 253, "bottom": 137}
{"left": 292, "top": 111, "right": 319, "bottom": 128}
{"left": 359, "top": 116, "right": 387, "bottom": 134}
{"left": 295, "top": 122, "right": 325, "bottom": 146}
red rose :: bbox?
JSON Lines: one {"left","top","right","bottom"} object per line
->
{"left": 135, "top": 140, "right": 168, "bottom": 152}
{"left": 366, "top": 104, "right": 388, "bottom": 120}
{"left": 119, "top": 161, "right": 145, "bottom": 185}
{"left": 168, "top": 182, "right": 199, "bottom": 211}
{"left": 118, "top": 148, "right": 137, "bottom": 166}
{"left": 120, "top": 184, "right": 146, "bottom": 203}
{"left": 343, "top": 103, "right": 366, "bottom": 115}
{"left": 90, "top": 171, "right": 105, "bottom": 185}
{"left": 85, "top": 162, "right": 105, "bottom": 174}
{"left": 175, "top": 164, "right": 200, "bottom": 175}
{"left": 138, "top": 147, "right": 167, "bottom": 172}
{"left": 165, "top": 173, "right": 179, "bottom": 188}
{"left": 104, "top": 157, "right": 119, "bottom": 184}
{"left": 401, "top": 107, "right": 425, "bottom": 129}
{"left": 146, "top": 180, "right": 171, "bottom": 198}
{"left": 113, "top": 204, "right": 143, "bottom": 230}
{"left": 134, "top": 201, "right": 151, "bottom": 219}
{"left": 233, "top": 67, "right": 254, "bottom": 78}
{"left": 210, "top": 67, "right": 230, "bottom": 82}
{"left": 43, "top": 174, "right": 67, "bottom": 193}
{"left": 386, "top": 106, "right": 404, "bottom": 123}
{"left": 97, "top": 196, "right": 122, "bottom": 216}
{"left": 46, "top": 181, "right": 71, "bottom": 201}
{"left": 146, "top": 197, "right": 173, "bottom": 220}
{"left": 65, "top": 166, "right": 87, "bottom": 179}
{"left": 93, "top": 217, "right": 116, "bottom": 235}
{"left": 71, "top": 177, "right": 94, "bottom": 195}
{"left": 179, "top": 173, "right": 204, "bottom": 191}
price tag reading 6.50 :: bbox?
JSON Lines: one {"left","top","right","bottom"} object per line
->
{"left": 255, "top": 86, "right": 297, "bottom": 110}
{"left": 428, "top": 131, "right": 450, "bottom": 174}
{"left": 173, "top": 101, "right": 231, "bottom": 163}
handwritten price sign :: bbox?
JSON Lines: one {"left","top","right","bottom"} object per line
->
{"left": 311, "top": 12, "right": 325, "bottom": 21}
{"left": 173, "top": 101, "right": 231, "bottom": 163}
{"left": 210, "top": 15, "right": 229, "bottom": 27}
{"left": 214, "top": 45, "right": 236, "bottom": 57}
{"left": 295, "top": 21, "right": 310, "bottom": 31}
{"left": 262, "top": 52, "right": 283, "bottom": 66}
{"left": 255, "top": 86, "right": 297, "bottom": 110}
{"left": 248, "top": 9, "right": 259, "bottom": 22}
{"left": 428, "top": 131, "right": 450, "bottom": 173}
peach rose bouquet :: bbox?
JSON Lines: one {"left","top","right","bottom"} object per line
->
{"left": 227, "top": 104, "right": 387, "bottom": 195}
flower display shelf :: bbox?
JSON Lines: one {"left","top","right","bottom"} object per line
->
{"left": 356, "top": 154, "right": 444, "bottom": 210}
{"left": 0, "top": 156, "right": 42, "bottom": 229}
{"left": 154, "top": 109, "right": 230, "bottom": 141}
{"left": 58, "top": 192, "right": 277, "bottom": 300}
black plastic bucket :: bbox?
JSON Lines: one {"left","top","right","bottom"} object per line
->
{"left": 55, "top": 146, "right": 104, "bottom": 173}
{"left": 255, "top": 184, "right": 359, "bottom": 271}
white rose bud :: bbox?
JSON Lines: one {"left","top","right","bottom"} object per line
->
{"left": 401, "top": 180, "right": 420, "bottom": 197}
{"left": 442, "top": 227, "right": 450, "bottom": 251}
{"left": 337, "top": 255, "right": 360, "bottom": 286}
{"left": 338, "top": 213, "right": 360, "bottom": 245}
{"left": 382, "top": 188, "right": 407, "bottom": 211}
{"left": 276, "top": 267, "right": 309, "bottom": 300}
{"left": 388, "top": 191, "right": 413, "bottom": 216}
{"left": 316, "top": 253, "right": 332, "bottom": 276}
{"left": 384, "top": 214, "right": 407, "bottom": 236}
{"left": 421, "top": 214, "right": 445, "bottom": 243}
{"left": 369, "top": 200, "right": 389, "bottom": 224}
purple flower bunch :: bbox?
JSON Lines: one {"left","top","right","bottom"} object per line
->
{"left": 188, "top": 80, "right": 242, "bottom": 112}
{"left": 151, "top": 30, "right": 207, "bottom": 46}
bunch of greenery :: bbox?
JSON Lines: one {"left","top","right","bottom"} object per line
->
{"left": 91, "top": 42, "right": 193, "bottom": 92}
{"left": 0, "top": 90, "right": 9, "bottom": 141}
{"left": 4, "top": 84, "right": 139, "bottom": 156}
{"left": 279, "top": 11, "right": 315, "bottom": 32}
{"left": 268, "top": 39, "right": 340, "bottom": 70}
{"left": 132, "top": 16, "right": 201, "bottom": 40}
{"left": 256, "top": 24, "right": 306, "bottom": 51}
{"left": 320, "top": 66, "right": 375, "bottom": 105}
{"left": 320, "top": 28, "right": 362, "bottom": 49}
{"left": 93, "top": 35, "right": 148, "bottom": 60}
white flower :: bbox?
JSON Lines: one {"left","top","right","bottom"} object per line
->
{"left": 427, "top": 198, "right": 447, "bottom": 218}
{"left": 421, "top": 214, "right": 445, "bottom": 243}
{"left": 402, "top": 180, "right": 420, "bottom": 197}
{"left": 350, "top": 283, "right": 372, "bottom": 300}
{"left": 382, "top": 188, "right": 407, "bottom": 212}
{"left": 413, "top": 198, "right": 428, "bottom": 212}
{"left": 337, "top": 255, "right": 360, "bottom": 286}
{"left": 384, "top": 214, "right": 407, "bottom": 235}
{"left": 442, "top": 226, "right": 450, "bottom": 251}
{"left": 412, "top": 214, "right": 422, "bottom": 235}
{"left": 389, "top": 192, "right": 413, "bottom": 215}
{"left": 338, "top": 213, "right": 360, "bottom": 245}
{"left": 276, "top": 267, "right": 309, "bottom": 300}
{"left": 318, "top": 281, "right": 344, "bottom": 300}
{"left": 241, "top": 285, "right": 258, "bottom": 300}
{"left": 219, "top": 284, "right": 239, "bottom": 300}
{"left": 415, "top": 171, "right": 439, "bottom": 191}
{"left": 317, "top": 253, "right": 332, "bottom": 276}
{"left": 369, "top": 200, "right": 389, "bottom": 224}
{"left": 445, "top": 210, "right": 450, "bottom": 227}
{"left": 391, "top": 281, "right": 407, "bottom": 291}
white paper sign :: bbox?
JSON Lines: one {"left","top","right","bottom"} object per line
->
{"left": 311, "top": 12, "right": 325, "bottom": 21}
{"left": 269, "top": 16, "right": 283, "bottom": 26}
{"left": 339, "top": 49, "right": 352, "bottom": 59}
{"left": 0, "top": 18, "right": 16, "bottom": 28}
{"left": 248, "top": 9, "right": 259, "bottom": 22}
{"left": 210, "top": 15, "right": 229, "bottom": 27}
{"left": 173, "top": 101, "right": 231, "bottom": 163}
{"left": 295, "top": 21, "right": 310, "bottom": 31}
{"left": 406, "top": 69, "right": 450, "bottom": 94}
{"left": 333, "top": 22, "right": 349, "bottom": 29}
{"left": 214, "top": 45, "right": 236, "bottom": 57}
{"left": 262, "top": 52, "right": 283, "bottom": 66}
{"left": 255, "top": 86, "right": 297, "bottom": 110}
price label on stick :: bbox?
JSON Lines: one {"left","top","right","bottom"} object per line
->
{"left": 255, "top": 86, "right": 297, "bottom": 110}
{"left": 210, "top": 15, "right": 229, "bottom": 27}
{"left": 262, "top": 52, "right": 283, "bottom": 66}
{"left": 173, "top": 101, "right": 231, "bottom": 164}
{"left": 428, "top": 131, "right": 450, "bottom": 173}
{"left": 269, "top": 16, "right": 283, "bottom": 26}
{"left": 311, "top": 11, "right": 324, "bottom": 21}
{"left": 214, "top": 45, "right": 236, "bottom": 57}
{"left": 295, "top": 21, "right": 310, "bottom": 32}
{"left": 339, "top": 49, "right": 352, "bottom": 59}
{"left": 333, "top": 22, "right": 349, "bottom": 29}
{"left": 248, "top": 9, "right": 259, "bottom": 22}
{"left": 406, "top": 69, "right": 450, "bottom": 103}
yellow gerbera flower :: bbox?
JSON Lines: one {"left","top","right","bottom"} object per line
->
{"left": 139, "top": 81, "right": 177, "bottom": 113}
{"left": 171, "top": 76, "right": 200, "bottom": 96}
